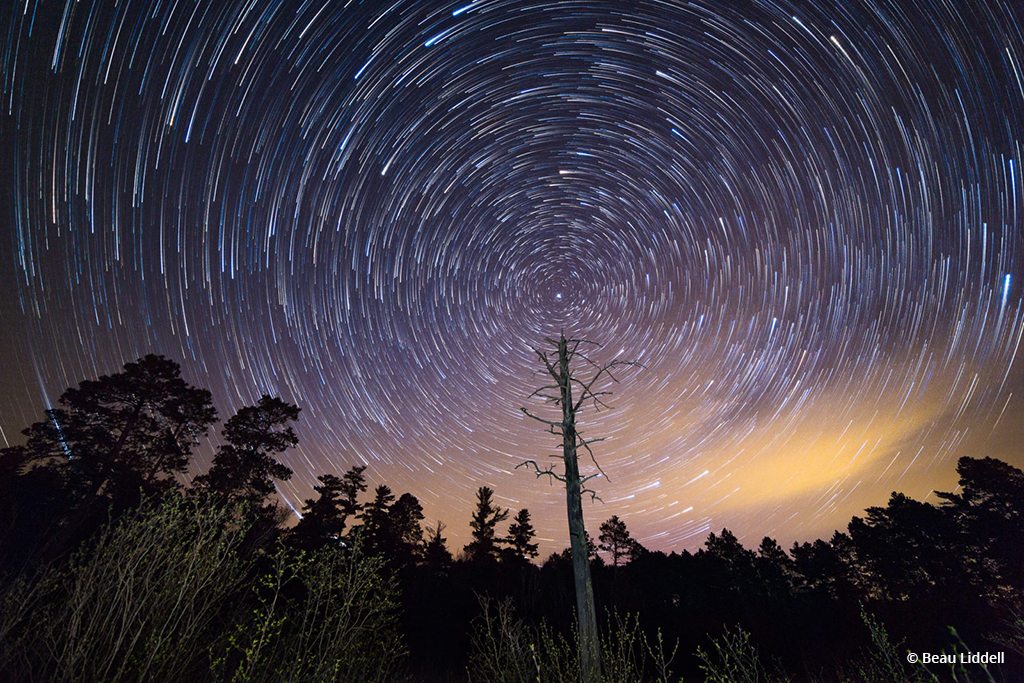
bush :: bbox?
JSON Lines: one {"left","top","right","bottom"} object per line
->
{"left": 213, "top": 542, "right": 405, "bottom": 683}
{"left": 467, "top": 596, "right": 678, "bottom": 682}
{"left": 696, "top": 625, "right": 779, "bottom": 683}
{"left": 0, "top": 496, "right": 252, "bottom": 682}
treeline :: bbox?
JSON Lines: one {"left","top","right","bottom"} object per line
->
{"left": 1, "top": 355, "right": 1022, "bottom": 681}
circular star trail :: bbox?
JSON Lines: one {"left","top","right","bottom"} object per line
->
{"left": 2, "top": 0, "right": 1023, "bottom": 553}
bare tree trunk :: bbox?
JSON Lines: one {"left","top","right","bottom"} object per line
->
{"left": 557, "top": 335, "right": 601, "bottom": 682}
{"left": 520, "top": 334, "right": 638, "bottom": 681}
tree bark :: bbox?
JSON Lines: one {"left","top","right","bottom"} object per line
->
{"left": 558, "top": 335, "right": 601, "bottom": 682}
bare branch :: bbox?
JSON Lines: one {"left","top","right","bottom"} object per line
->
{"left": 516, "top": 459, "right": 567, "bottom": 484}
{"left": 571, "top": 351, "right": 604, "bottom": 371}
{"left": 534, "top": 349, "right": 560, "bottom": 382}
{"left": 572, "top": 359, "right": 644, "bottom": 412}
{"left": 520, "top": 407, "right": 562, "bottom": 428}
{"left": 577, "top": 433, "right": 611, "bottom": 483}
{"left": 527, "top": 385, "right": 561, "bottom": 402}
{"left": 568, "top": 380, "right": 615, "bottom": 411}
{"left": 563, "top": 338, "right": 603, "bottom": 348}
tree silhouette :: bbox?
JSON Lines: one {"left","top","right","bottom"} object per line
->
{"left": 20, "top": 355, "right": 215, "bottom": 502}
{"left": 504, "top": 508, "right": 539, "bottom": 562}
{"left": 423, "top": 520, "right": 453, "bottom": 570}
{"left": 289, "top": 464, "right": 369, "bottom": 552}
{"left": 463, "top": 486, "right": 509, "bottom": 563}
{"left": 357, "top": 484, "right": 396, "bottom": 555}
{"left": 703, "top": 528, "right": 759, "bottom": 598}
{"left": 791, "top": 531, "right": 861, "bottom": 602}
{"left": 548, "top": 530, "right": 600, "bottom": 565}
{"left": 755, "top": 537, "right": 796, "bottom": 600}
{"left": 193, "top": 395, "right": 297, "bottom": 517}
{"left": 849, "top": 491, "right": 968, "bottom": 601}
{"left": 518, "top": 333, "right": 639, "bottom": 681}
{"left": 0, "top": 355, "right": 217, "bottom": 564}
{"left": 389, "top": 492, "right": 426, "bottom": 566}
{"left": 598, "top": 515, "right": 643, "bottom": 568}
{"left": 290, "top": 473, "right": 345, "bottom": 550}
{"left": 936, "top": 456, "right": 1024, "bottom": 591}
{"left": 336, "top": 464, "right": 369, "bottom": 532}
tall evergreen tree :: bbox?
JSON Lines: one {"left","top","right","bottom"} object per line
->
{"left": 463, "top": 486, "right": 509, "bottom": 563}
{"left": 289, "top": 464, "right": 369, "bottom": 551}
{"left": 16, "top": 355, "right": 216, "bottom": 504}
{"left": 357, "top": 484, "right": 396, "bottom": 555}
{"left": 756, "top": 536, "right": 796, "bottom": 599}
{"left": 937, "top": 456, "right": 1024, "bottom": 590}
{"left": 848, "top": 492, "right": 967, "bottom": 601}
{"left": 423, "top": 520, "right": 453, "bottom": 569}
{"left": 290, "top": 473, "right": 345, "bottom": 550}
{"left": 389, "top": 492, "right": 426, "bottom": 565}
{"left": 504, "top": 508, "right": 539, "bottom": 562}
{"left": 336, "top": 464, "right": 369, "bottom": 532}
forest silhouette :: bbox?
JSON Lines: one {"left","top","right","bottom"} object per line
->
{"left": 0, "top": 354, "right": 1022, "bottom": 681}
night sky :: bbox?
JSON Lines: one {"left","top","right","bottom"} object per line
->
{"left": 2, "top": 0, "right": 1022, "bottom": 556}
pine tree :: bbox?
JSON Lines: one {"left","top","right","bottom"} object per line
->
{"left": 423, "top": 520, "right": 453, "bottom": 569}
{"left": 389, "top": 492, "right": 425, "bottom": 565}
{"left": 598, "top": 515, "right": 642, "bottom": 568}
{"left": 336, "top": 464, "right": 369, "bottom": 532}
{"left": 0, "top": 355, "right": 217, "bottom": 564}
{"left": 193, "top": 395, "right": 297, "bottom": 516}
{"left": 357, "top": 484, "right": 396, "bottom": 555}
{"left": 504, "top": 508, "right": 539, "bottom": 562}
{"left": 463, "top": 486, "right": 509, "bottom": 563}
{"left": 290, "top": 473, "right": 346, "bottom": 550}
{"left": 16, "top": 355, "right": 217, "bottom": 506}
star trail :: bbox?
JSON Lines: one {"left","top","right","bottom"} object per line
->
{"left": 1, "top": 0, "right": 1022, "bottom": 555}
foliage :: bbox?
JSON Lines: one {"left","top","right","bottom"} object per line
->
{"left": 423, "top": 520, "right": 454, "bottom": 569}
{"left": 936, "top": 456, "right": 1024, "bottom": 592}
{"left": 213, "top": 543, "right": 405, "bottom": 683}
{"left": 290, "top": 473, "right": 347, "bottom": 550}
{"left": 355, "top": 484, "right": 396, "bottom": 556}
{"left": 599, "top": 515, "right": 644, "bottom": 568}
{"left": 0, "top": 355, "right": 217, "bottom": 565}
{"left": 467, "top": 596, "right": 679, "bottom": 683}
{"left": 289, "top": 465, "right": 369, "bottom": 552}
{"left": 696, "top": 625, "right": 778, "bottom": 683}
{"left": 193, "top": 395, "right": 298, "bottom": 514}
{"left": 0, "top": 496, "right": 251, "bottom": 683}
{"left": 844, "top": 608, "right": 931, "bottom": 683}
{"left": 991, "top": 605, "right": 1024, "bottom": 657}
{"left": 390, "top": 492, "right": 427, "bottom": 562}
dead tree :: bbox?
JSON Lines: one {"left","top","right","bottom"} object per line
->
{"left": 518, "top": 333, "right": 639, "bottom": 683}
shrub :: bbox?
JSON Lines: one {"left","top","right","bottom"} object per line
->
{"left": 0, "top": 496, "right": 252, "bottom": 682}
{"left": 214, "top": 542, "right": 405, "bottom": 683}
{"left": 467, "top": 596, "right": 678, "bottom": 682}
{"left": 696, "top": 625, "right": 779, "bottom": 683}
